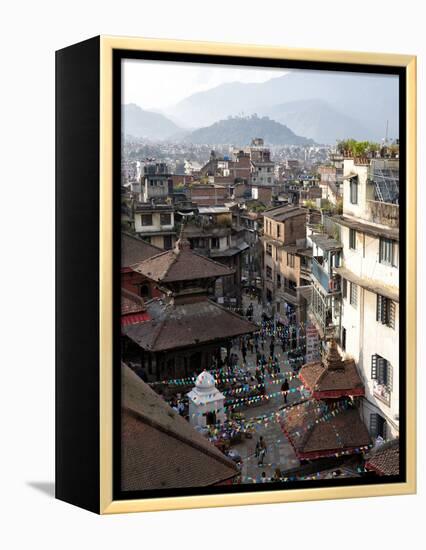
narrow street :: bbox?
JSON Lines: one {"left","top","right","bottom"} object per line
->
{"left": 228, "top": 294, "right": 302, "bottom": 483}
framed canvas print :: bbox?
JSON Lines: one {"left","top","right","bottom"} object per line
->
{"left": 55, "top": 36, "right": 416, "bottom": 514}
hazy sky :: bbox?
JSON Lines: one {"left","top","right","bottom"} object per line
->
{"left": 122, "top": 58, "right": 287, "bottom": 111}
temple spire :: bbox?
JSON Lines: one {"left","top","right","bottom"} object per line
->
{"left": 323, "top": 339, "right": 344, "bottom": 371}
{"left": 175, "top": 217, "right": 191, "bottom": 251}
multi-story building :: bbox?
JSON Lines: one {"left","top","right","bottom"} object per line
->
{"left": 262, "top": 205, "right": 309, "bottom": 330}
{"left": 200, "top": 149, "right": 251, "bottom": 184}
{"left": 121, "top": 159, "right": 142, "bottom": 185}
{"left": 299, "top": 184, "right": 322, "bottom": 205}
{"left": 200, "top": 139, "right": 275, "bottom": 188}
{"left": 235, "top": 208, "right": 264, "bottom": 289}
{"left": 190, "top": 184, "right": 230, "bottom": 207}
{"left": 140, "top": 162, "right": 173, "bottom": 203}
{"left": 134, "top": 203, "right": 175, "bottom": 250}
{"left": 249, "top": 138, "right": 275, "bottom": 186}
{"left": 307, "top": 232, "right": 342, "bottom": 341}
{"left": 332, "top": 157, "right": 399, "bottom": 441}
{"left": 184, "top": 206, "right": 249, "bottom": 308}
{"left": 251, "top": 185, "right": 274, "bottom": 206}
{"left": 317, "top": 154, "right": 344, "bottom": 205}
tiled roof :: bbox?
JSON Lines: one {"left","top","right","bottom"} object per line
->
{"left": 299, "top": 340, "right": 364, "bottom": 398}
{"left": 365, "top": 439, "right": 399, "bottom": 476}
{"left": 121, "top": 289, "right": 151, "bottom": 326}
{"left": 121, "top": 232, "right": 162, "bottom": 268}
{"left": 121, "top": 364, "right": 239, "bottom": 491}
{"left": 122, "top": 297, "right": 257, "bottom": 352}
{"left": 121, "top": 289, "right": 146, "bottom": 315}
{"left": 132, "top": 240, "right": 235, "bottom": 283}
{"left": 300, "top": 360, "right": 364, "bottom": 398}
{"left": 280, "top": 399, "right": 371, "bottom": 460}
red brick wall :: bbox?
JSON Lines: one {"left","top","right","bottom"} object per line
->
{"left": 121, "top": 269, "right": 161, "bottom": 299}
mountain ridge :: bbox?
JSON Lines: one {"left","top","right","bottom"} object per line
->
{"left": 183, "top": 114, "right": 314, "bottom": 146}
{"left": 165, "top": 71, "right": 399, "bottom": 143}
{"left": 123, "top": 103, "right": 183, "bottom": 140}
{"left": 264, "top": 99, "right": 371, "bottom": 144}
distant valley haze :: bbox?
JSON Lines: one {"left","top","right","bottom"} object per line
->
{"left": 122, "top": 61, "right": 399, "bottom": 145}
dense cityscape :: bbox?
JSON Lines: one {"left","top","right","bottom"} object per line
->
{"left": 120, "top": 123, "right": 400, "bottom": 490}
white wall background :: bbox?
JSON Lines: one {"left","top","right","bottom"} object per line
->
{"left": 0, "top": 1, "right": 424, "bottom": 548}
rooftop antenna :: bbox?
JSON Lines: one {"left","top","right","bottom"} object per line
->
{"left": 385, "top": 120, "right": 389, "bottom": 145}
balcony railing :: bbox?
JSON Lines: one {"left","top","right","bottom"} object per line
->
{"left": 282, "top": 285, "right": 297, "bottom": 298}
{"left": 300, "top": 265, "right": 311, "bottom": 279}
{"left": 311, "top": 258, "right": 340, "bottom": 294}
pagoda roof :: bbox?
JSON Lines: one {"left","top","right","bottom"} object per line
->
{"left": 122, "top": 297, "right": 257, "bottom": 352}
{"left": 280, "top": 398, "right": 371, "bottom": 460}
{"left": 299, "top": 340, "right": 364, "bottom": 399}
{"left": 132, "top": 239, "right": 235, "bottom": 283}
{"left": 121, "top": 232, "right": 162, "bottom": 269}
{"left": 122, "top": 364, "right": 238, "bottom": 491}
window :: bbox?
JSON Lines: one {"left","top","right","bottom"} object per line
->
{"left": 266, "top": 243, "right": 272, "bottom": 256}
{"left": 192, "top": 237, "right": 205, "bottom": 248}
{"left": 350, "top": 282, "right": 358, "bottom": 307}
{"left": 349, "top": 228, "right": 356, "bottom": 249}
{"left": 371, "top": 354, "right": 392, "bottom": 389}
{"left": 287, "top": 279, "right": 297, "bottom": 291}
{"left": 277, "top": 224, "right": 281, "bottom": 238}
{"left": 266, "top": 266, "right": 272, "bottom": 280}
{"left": 379, "top": 238, "right": 396, "bottom": 266}
{"left": 350, "top": 176, "right": 358, "bottom": 204}
{"left": 376, "top": 294, "right": 395, "bottom": 328}
{"left": 277, "top": 274, "right": 281, "bottom": 288}
{"left": 369, "top": 413, "right": 387, "bottom": 439}
{"left": 342, "top": 278, "right": 347, "bottom": 299}
{"left": 163, "top": 235, "right": 173, "bottom": 250}
{"left": 160, "top": 213, "right": 172, "bottom": 225}
{"left": 139, "top": 284, "right": 150, "bottom": 298}
{"left": 341, "top": 327, "right": 346, "bottom": 351}
{"left": 371, "top": 354, "right": 392, "bottom": 405}
{"left": 141, "top": 214, "right": 153, "bottom": 226}
{"left": 211, "top": 237, "right": 220, "bottom": 249}
{"left": 333, "top": 252, "right": 341, "bottom": 268}
{"left": 287, "top": 253, "right": 295, "bottom": 268}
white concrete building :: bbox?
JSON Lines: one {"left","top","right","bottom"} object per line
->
{"left": 187, "top": 371, "right": 226, "bottom": 429}
{"left": 334, "top": 158, "right": 399, "bottom": 441}
{"left": 134, "top": 203, "right": 175, "bottom": 249}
